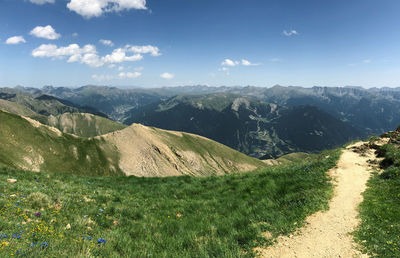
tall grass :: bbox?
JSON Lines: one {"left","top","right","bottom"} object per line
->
{"left": 0, "top": 149, "right": 340, "bottom": 257}
{"left": 355, "top": 141, "right": 400, "bottom": 257}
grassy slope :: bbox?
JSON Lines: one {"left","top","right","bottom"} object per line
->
{"left": 48, "top": 113, "right": 127, "bottom": 138}
{"left": 0, "top": 149, "right": 340, "bottom": 257}
{"left": 0, "top": 99, "right": 48, "bottom": 125}
{"left": 0, "top": 98, "right": 125, "bottom": 137}
{"left": 354, "top": 138, "right": 400, "bottom": 257}
{"left": 0, "top": 110, "right": 121, "bottom": 176}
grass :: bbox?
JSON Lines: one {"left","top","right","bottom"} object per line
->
{"left": 354, "top": 139, "right": 400, "bottom": 257}
{"left": 47, "top": 113, "right": 127, "bottom": 138}
{"left": 0, "top": 149, "right": 341, "bottom": 257}
{"left": 0, "top": 110, "right": 122, "bottom": 176}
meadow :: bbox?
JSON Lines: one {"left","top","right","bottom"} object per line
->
{"left": 0, "top": 149, "right": 340, "bottom": 257}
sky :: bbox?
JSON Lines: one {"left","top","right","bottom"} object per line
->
{"left": 1, "top": 0, "right": 400, "bottom": 88}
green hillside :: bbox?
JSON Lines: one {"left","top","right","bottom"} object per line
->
{"left": 0, "top": 110, "right": 121, "bottom": 176}
{"left": 0, "top": 149, "right": 340, "bottom": 257}
{"left": 0, "top": 110, "right": 266, "bottom": 177}
{"left": 47, "top": 113, "right": 127, "bottom": 138}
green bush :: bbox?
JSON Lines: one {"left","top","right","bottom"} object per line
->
{"left": 26, "top": 192, "right": 51, "bottom": 209}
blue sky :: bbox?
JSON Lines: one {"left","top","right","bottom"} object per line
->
{"left": 1, "top": 0, "right": 400, "bottom": 88}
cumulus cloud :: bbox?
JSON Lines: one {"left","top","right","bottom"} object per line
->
{"left": 160, "top": 72, "right": 174, "bottom": 79}
{"left": 31, "top": 43, "right": 159, "bottom": 67}
{"left": 67, "top": 0, "right": 147, "bottom": 19}
{"left": 32, "top": 43, "right": 103, "bottom": 67}
{"left": 119, "top": 71, "right": 141, "bottom": 78}
{"left": 72, "top": 32, "right": 79, "bottom": 37}
{"left": 221, "top": 59, "right": 239, "bottom": 67}
{"left": 241, "top": 59, "right": 260, "bottom": 66}
{"left": 283, "top": 30, "right": 299, "bottom": 36}
{"left": 126, "top": 45, "right": 161, "bottom": 56}
{"left": 221, "top": 58, "right": 260, "bottom": 67}
{"left": 102, "top": 48, "right": 143, "bottom": 63}
{"left": 30, "top": 0, "right": 54, "bottom": 5}
{"left": 6, "top": 36, "right": 26, "bottom": 45}
{"left": 30, "top": 25, "right": 61, "bottom": 40}
{"left": 99, "top": 39, "right": 114, "bottom": 47}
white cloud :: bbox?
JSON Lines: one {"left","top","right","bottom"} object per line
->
{"left": 32, "top": 43, "right": 103, "bottom": 67}
{"left": 134, "top": 66, "right": 144, "bottom": 71}
{"left": 118, "top": 66, "right": 124, "bottom": 71}
{"left": 30, "top": 0, "right": 54, "bottom": 5}
{"left": 221, "top": 58, "right": 239, "bottom": 67}
{"left": 32, "top": 43, "right": 159, "bottom": 67}
{"left": 283, "top": 30, "right": 299, "bottom": 36}
{"left": 221, "top": 58, "right": 260, "bottom": 67}
{"left": 160, "top": 72, "right": 174, "bottom": 79}
{"left": 241, "top": 59, "right": 260, "bottom": 66}
{"left": 99, "top": 39, "right": 114, "bottom": 47}
{"left": 5, "top": 36, "right": 26, "bottom": 45}
{"left": 126, "top": 45, "right": 161, "bottom": 56}
{"left": 102, "top": 48, "right": 143, "bottom": 63}
{"left": 30, "top": 25, "right": 61, "bottom": 40}
{"left": 119, "top": 71, "right": 141, "bottom": 78}
{"left": 67, "top": 0, "right": 147, "bottom": 19}
{"left": 92, "top": 74, "right": 113, "bottom": 81}
{"left": 72, "top": 32, "right": 79, "bottom": 37}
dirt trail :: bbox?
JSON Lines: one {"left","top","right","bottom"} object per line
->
{"left": 257, "top": 142, "right": 376, "bottom": 258}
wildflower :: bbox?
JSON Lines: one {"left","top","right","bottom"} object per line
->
{"left": 41, "top": 242, "right": 48, "bottom": 249}
{"left": 12, "top": 234, "right": 21, "bottom": 239}
{"left": 35, "top": 212, "right": 41, "bottom": 218}
{"left": 97, "top": 238, "right": 106, "bottom": 245}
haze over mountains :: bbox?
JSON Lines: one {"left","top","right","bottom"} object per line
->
{"left": 2, "top": 85, "right": 399, "bottom": 159}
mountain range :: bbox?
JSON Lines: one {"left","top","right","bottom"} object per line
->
{"left": 2, "top": 84, "right": 400, "bottom": 160}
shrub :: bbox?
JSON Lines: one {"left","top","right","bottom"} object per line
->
{"left": 26, "top": 192, "right": 51, "bottom": 209}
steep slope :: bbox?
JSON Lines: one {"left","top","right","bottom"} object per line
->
{"left": 126, "top": 94, "right": 359, "bottom": 158}
{"left": 100, "top": 124, "right": 266, "bottom": 177}
{"left": 0, "top": 99, "right": 39, "bottom": 117}
{"left": 0, "top": 110, "right": 266, "bottom": 177}
{"left": 0, "top": 110, "right": 121, "bottom": 176}
{"left": 47, "top": 112, "right": 127, "bottom": 137}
